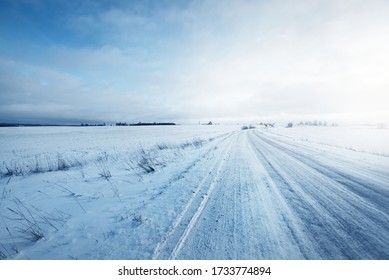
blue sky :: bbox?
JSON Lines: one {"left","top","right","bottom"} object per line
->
{"left": 1, "top": 0, "right": 389, "bottom": 124}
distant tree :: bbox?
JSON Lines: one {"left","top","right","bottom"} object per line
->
{"left": 116, "top": 122, "right": 128, "bottom": 126}
{"left": 286, "top": 122, "right": 293, "bottom": 128}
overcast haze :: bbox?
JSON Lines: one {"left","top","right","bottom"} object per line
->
{"left": 1, "top": 0, "right": 388, "bottom": 125}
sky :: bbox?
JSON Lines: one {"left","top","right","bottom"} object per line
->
{"left": 0, "top": 0, "right": 388, "bottom": 125}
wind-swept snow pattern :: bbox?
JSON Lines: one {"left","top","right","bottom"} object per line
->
{"left": 0, "top": 126, "right": 388, "bottom": 259}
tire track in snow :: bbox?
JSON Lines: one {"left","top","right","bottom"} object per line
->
{"left": 170, "top": 131, "right": 312, "bottom": 259}
{"left": 154, "top": 129, "right": 388, "bottom": 259}
{"left": 242, "top": 134, "right": 318, "bottom": 259}
{"left": 247, "top": 134, "right": 355, "bottom": 258}
{"left": 247, "top": 131, "right": 389, "bottom": 259}
{"left": 152, "top": 132, "right": 237, "bottom": 259}
{"left": 253, "top": 130, "right": 389, "bottom": 211}
{"left": 252, "top": 130, "right": 389, "bottom": 228}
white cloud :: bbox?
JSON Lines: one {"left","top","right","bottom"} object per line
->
{"left": 1, "top": 0, "right": 389, "bottom": 124}
{"left": 158, "top": 0, "right": 389, "bottom": 123}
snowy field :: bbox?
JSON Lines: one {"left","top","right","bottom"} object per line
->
{"left": 0, "top": 125, "right": 388, "bottom": 260}
{"left": 266, "top": 125, "right": 389, "bottom": 157}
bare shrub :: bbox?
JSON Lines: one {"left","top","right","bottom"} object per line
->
{"left": 96, "top": 159, "right": 112, "bottom": 180}
{"left": 137, "top": 148, "right": 156, "bottom": 173}
{"left": 0, "top": 213, "right": 18, "bottom": 256}
{"left": 180, "top": 141, "right": 192, "bottom": 149}
{"left": 156, "top": 142, "right": 169, "bottom": 150}
{"left": 5, "top": 198, "right": 67, "bottom": 243}
{"left": 57, "top": 154, "right": 69, "bottom": 171}
{"left": 180, "top": 138, "right": 205, "bottom": 149}
{"left": 124, "top": 147, "right": 165, "bottom": 176}
{"left": 124, "top": 158, "right": 144, "bottom": 181}
{"left": 45, "top": 181, "right": 86, "bottom": 213}
{"left": 192, "top": 138, "right": 205, "bottom": 148}
{"left": 31, "top": 156, "right": 44, "bottom": 174}
{"left": 2, "top": 167, "right": 15, "bottom": 178}
{"left": 0, "top": 153, "right": 84, "bottom": 178}
{"left": 132, "top": 213, "right": 143, "bottom": 227}
{"left": 6, "top": 198, "right": 46, "bottom": 242}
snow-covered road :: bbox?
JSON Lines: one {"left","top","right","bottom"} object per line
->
{"left": 153, "top": 129, "right": 389, "bottom": 259}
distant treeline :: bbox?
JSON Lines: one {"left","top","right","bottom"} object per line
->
{"left": 0, "top": 122, "right": 177, "bottom": 127}
{"left": 80, "top": 123, "right": 107, "bottom": 126}
{"left": 116, "top": 122, "right": 176, "bottom": 126}
{"left": 0, "top": 123, "right": 81, "bottom": 127}
{"left": 297, "top": 121, "right": 338, "bottom": 126}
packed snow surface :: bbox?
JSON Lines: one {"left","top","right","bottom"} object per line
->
{"left": 0, "top": 125, "right": 388, "bottom": 259}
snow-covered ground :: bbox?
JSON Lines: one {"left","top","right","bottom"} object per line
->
{"left": 0, "top": 125, "right": 388, "bottom": 260}
{"left": 0, "top": 125, "right": 236, "bottom": 176}
{"left": 266, "top": 125, "right": 389, "bottom": 157}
